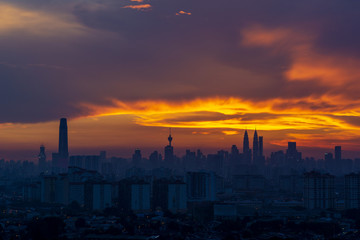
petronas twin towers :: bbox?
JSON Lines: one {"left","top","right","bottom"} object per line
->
{"left": 243, "top": 129, "right": 264, "bottom": 165}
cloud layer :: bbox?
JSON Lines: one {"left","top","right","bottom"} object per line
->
{"left": 0, "top": 0, "right": 360, "bottom": 157}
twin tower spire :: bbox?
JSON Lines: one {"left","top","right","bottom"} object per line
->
{"left": 243, "top": 129, "right": 264, "bottom": 164}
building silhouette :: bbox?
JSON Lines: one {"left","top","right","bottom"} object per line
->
{"left": 335, "top": 146, "right": 342, "bottom": 162}
{"left": 345, "top": 173, "right": 360, "bottom": 209}
{"left": 286, "top": 142, "right": 302, "bottom": 169}
{"left": 243, "top": 130, "right": 251, "bottom": 164}
{"left": 304, "top": 171, "right": 335, "bottom": 209}
{"left": 164, "top": 129, "right": 174, "bottom": 167}
{"left": 52, "top": 118, "right": 69, "bottom": 173}
{"left": 253, "top": 130, "right": 259, "bottom": 164}
{"left": 59, "top": 118, "right": 69, "bottom": 158}
{"left": 153, "top": 179, "right": 187, "bottom": 213}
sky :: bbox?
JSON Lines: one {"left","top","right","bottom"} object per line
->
{"left": 0, "top": 0, "right": 360, "bottom": 160}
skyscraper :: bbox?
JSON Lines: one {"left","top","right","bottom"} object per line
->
{"left": 52, "top": 118, "right": 69, "bottom": 173}
{"left": 259, "top": 136, "right": 263, "bottom": 158}
{"left": 253, "top": 130, "right": 259, "bottom": 163}
{"left": 304, "top": 171, "right": 335, "bottom": 209}
{"left": 164, "top": 129, "right": 174, "bottom": 167}
{"left": 243, "top": 130, "right": 251, "bottom": 164}
{"left": 335, "top": 146, "right": 341, "bottom": 162}
{"left": 286, "top": 142, "right": 302, "bottom": 169}
{"left": 59, "top": 118, "right": 69, "bottom": 159}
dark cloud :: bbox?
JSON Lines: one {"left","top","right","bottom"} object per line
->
{"left": 0, "top": 0, "right": 359, "bottom": 123}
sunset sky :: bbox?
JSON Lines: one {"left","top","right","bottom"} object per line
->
{"left": 1, "top": 0, "right": 360, "bottom": 160}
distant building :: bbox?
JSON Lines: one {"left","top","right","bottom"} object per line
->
{"left": 253, "top": 130, "right": 259, "bottom": 164}
{"left": 153, "top": 179, "right": 187, "bottom": 213}
{"left": 186, "top": 171, "right": 217, "bottom": 202}
{"left": 335, "top": 146, "right": 341, "bottom": 162}
{"left": 286, "top": 142, "right": 302, "bottom": 169}
{"left": 304, "top": 171, "right": 335, "bottom": 209}
{"left": 41, "top": 175, "right": 57, "bottom": 203}
{"left": 84, "top": 181, "right": 112, "bottom": 210}
{"left": 118, "top": 179, "right": 151, "bottom": 213}
{"left": 242, "top": 130, "right": 251, "bottom": 164}
{"left": 164, "top": 129, "right": 174, "bottom": 167}
{"left": 52, "top": 118, "right": 69, "bottom": 173}
{"left": 345, "top": 173, "right": 360, "bottom": 209}
{"left": 259, "top": 136, "right": 263, "bottom": 159}
{"left": 253, "top": 131, "right": 265, "bottom": 168}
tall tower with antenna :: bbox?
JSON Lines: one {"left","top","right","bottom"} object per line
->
{"left": 164, "top": 128, "right": 174, "bottom": 167}
{"left": 168, "top": 128, "right": 173, "bottom": 146}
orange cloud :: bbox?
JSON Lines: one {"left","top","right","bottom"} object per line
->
{"left": 241, "top": 25, "right": 360, "bottom": 86}
{"left": 77, "top": 95, "right": 360, "bottom": 151}
{"left": 80, "top": 96, "right": 360, "bottom": 130}
{"left": 176, "top": 11, "right": 192, "bottom": 16}
{"left": 123, "top": 4, "right": 151, "bottom": 10}
{"left": 222, "top": 130, "right": 239, "bottom": 135}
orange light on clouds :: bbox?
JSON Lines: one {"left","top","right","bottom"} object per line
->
{"left": 123, "top": 4, "right": 151, "bottom": 10}
{"left": 81, "top": 96, "right": 360, "bottom": 136}
{"left": 176, "top": 11, "right": 192, "bottom": 16}
{"left": 241, "top": 25, "right": 360, "bottom": 86}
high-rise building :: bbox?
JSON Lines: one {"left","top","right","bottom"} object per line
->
{"left": 243, "top": 130, "right": 251, "bottom": 164}
{"left": 59, "top": 118, "right": 69, "bottom": 159}
{"left": 41, "top": 175, "right": 57, "bottom": 203}
{"left": 52, "top": 118, "right": 69, "bottom": 173}
{"left": 324, "top": 152, "right": 334, "bottom": 173}
{"left": 84, "top": 181, "right": 112, "bottom": 210}
{"left": 259, "top": 136, "right": 263, "bottom": 158}
{"left": 335, "top": 146, "right": 341, "bottom": 162}
{"left": 345, "top": 173, "right": 360, "bottom": 209}
{"left": 153, "top": 179, "right": 187, "bottom": 213}
{"left": 304, "top": 171, "right": 335, "bottom": 209}
{"left": 118, "top": 179, "right": 151, "bottom": 213}
{"left": 286, "top": 142, "right": 302, "bottom": 169}
{"left": 164, "top": 129, "right": 174, "bottom": 167}
{"left": 253, "top": 130, "right": 259, "bottom": 163}
{"left": 38, "top": 145, "right": 46, "bottom": 173}
{"left": 186, "top": 171, "right": 217, "bottom": 202}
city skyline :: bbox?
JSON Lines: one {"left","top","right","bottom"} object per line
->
{"left": 2, "top": 1, "right": 360, "bottom": 239}
{"left": 1, "top": 0, "right": 360, "bottom": 160}
{"left": 0, "top": 117, "right": 356, "bottom": 162}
